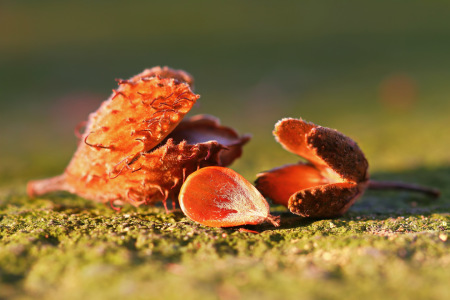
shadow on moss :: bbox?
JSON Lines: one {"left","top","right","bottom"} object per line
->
{"left": 352, "top": 165, "right": 449, "bottom": 214}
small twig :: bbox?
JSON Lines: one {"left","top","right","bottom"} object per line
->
{"left": 368, "top": 180, "right": 440, "bottom": 198}
{"left": 266, "top": 214, "right": 281, "bottom": 227}
{"left": 27, "top": 175, "right": 72, "bottom": 198}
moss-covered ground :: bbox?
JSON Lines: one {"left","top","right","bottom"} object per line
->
{"left": 1, "top": 1, "right": 450, "bottom": 299}
{"left": 1, "top": 175, "right": 449, "bottom": 300}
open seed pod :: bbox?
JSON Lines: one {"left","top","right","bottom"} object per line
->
{"left": 27, "top": 67, "right": 250, "bottom": 210}
{"left": 255, "top": 118, "right": 369, "bottom": 218}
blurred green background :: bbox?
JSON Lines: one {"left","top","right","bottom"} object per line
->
{"left": 1, "top": 0, "right": 449, "bottom": 183}
{"left": 1, "top": 1, "right": 449, "bottom": 299}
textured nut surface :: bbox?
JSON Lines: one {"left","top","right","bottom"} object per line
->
{"left": 288, "top": 182, "right": 359, "bottom": 218}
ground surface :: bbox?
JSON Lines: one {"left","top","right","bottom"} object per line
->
{"left": 1, "top": 1, "right": 449, "bottom": 299}
{"left": 1, "top": 183, "right": 449, "bottom": 300}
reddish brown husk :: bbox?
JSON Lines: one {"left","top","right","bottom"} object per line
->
{"left": 179, "top": 166, "right": 280, "bottom": 228}
{"left": 167, "top": 114, "right": 251, "bottom": 167}
{"left": 256, "top": 118, "right": 370, "bottom": 218}
{"left": 27, "top": 67, "right": 250, "bottom": 209}
{"left": 256, "top": 118, "right": 440, "bottom": 218}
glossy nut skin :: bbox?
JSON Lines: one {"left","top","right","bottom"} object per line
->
{"left": 179, "top": 166, "right": 279, "bottom": 227}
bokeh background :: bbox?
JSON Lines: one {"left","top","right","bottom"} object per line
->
{"left": 1, "top": 0, "right": 449, "bottom": 186}
{"left": 1, "top": 2, "right": 450, "bottom": 299}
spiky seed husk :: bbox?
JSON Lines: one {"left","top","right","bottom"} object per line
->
{"left": 27, "top": 68, "right": 251, "bottom": 209}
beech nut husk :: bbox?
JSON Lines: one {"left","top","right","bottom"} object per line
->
{"left": 27, "top": 67, "right": 250, "bottom": 211}
{"left": 255, "top": 118, "right": 369, "bottom": 218}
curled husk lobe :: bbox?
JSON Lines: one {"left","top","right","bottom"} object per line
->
{"left": 168, "top": 114, "right": 251, "bottom": 167}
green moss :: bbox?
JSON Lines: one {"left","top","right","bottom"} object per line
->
{"left": 1, "top": 184, "right": 449, "bottom": 299}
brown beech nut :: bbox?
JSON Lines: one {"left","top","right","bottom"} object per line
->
{"left": 27, "top": 67, "right": 250, "bottom": 211}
